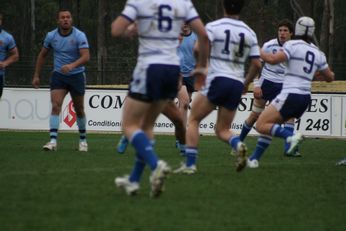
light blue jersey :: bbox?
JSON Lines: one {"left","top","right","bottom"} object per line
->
{"left": 178, "top": 32, "right": 197, "bottom": 77}
{"left": 0, "top": 29, "right": 16, "bottom": 75}
{"left": 43, "top": 27, "right": 89, "bottom": 75}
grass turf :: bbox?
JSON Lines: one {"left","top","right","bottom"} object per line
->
{"left": 0, "top": 131, "right": 345, "bottom": 231}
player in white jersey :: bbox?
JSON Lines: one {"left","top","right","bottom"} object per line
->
{"left": 111, "top": 0, "right": 209, "bottom": 197}
{"left": 238, "top": 19, "right": 299, "bottom": 168}
{"left": 257, "top": 16, "right": 334, "bottom": 155}
{"left": 174, "top": 0, "right": 261, "bottom": 174}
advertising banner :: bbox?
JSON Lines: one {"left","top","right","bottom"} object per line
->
{"left": 0, "top": 88, "right": 344, "bottom": 137}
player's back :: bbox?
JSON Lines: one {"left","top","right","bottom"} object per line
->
{"left": 282, "top": 40, "right": 328, "bottom": 94}
{"left": 206, "top": 18, "right": 260, "bottom": 83}
{"left": 261, "top": 38, "right": 286, "bottom": 83}
{"left": 122, "top": 0, "right": 199, "bottom": 65}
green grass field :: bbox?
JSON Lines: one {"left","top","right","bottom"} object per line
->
{"left": 0, "top": 131, "right": 346, "bottom": 231}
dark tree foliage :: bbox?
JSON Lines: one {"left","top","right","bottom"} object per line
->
{"left": 1, "top": 0, "right": 345, "bottom": 86}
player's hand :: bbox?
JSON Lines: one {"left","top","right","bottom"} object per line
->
{"left": 253, "top": 86, "right": 262, "bottom": 99}
{"left": 32, "top": 76, "right": 40, "bottom": 89}
{"left": 191, "top": 67, "right": 207, "bottom": 91}
{"left": 61, "top": 64, "right": 73, "bottom": 74}
{"left": 125, "top": 22, "right": 138, "bottom": 39}
{"left": 0, "top": 61, "right": 6, "bottom": 69}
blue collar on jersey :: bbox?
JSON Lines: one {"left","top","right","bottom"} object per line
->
{"left": 276, "top": 38, "right": 283, "bottom": 47}
{"left": 58, "top": 27, "right": 73, "bottom": 37}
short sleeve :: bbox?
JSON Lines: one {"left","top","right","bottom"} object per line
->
{"left": 77, "top": 32, "right": 89, "bottom": 49}
{"left": 205, "top": 23, "right": 214, "bottom": 42}
{"left": 43, "top": 33, "right": 52, "bottom": 49}
{"left": 121, "top": 0, "right": 137, "bottom": 22}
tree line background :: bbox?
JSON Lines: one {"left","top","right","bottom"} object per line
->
{"left": 2, "top": 0, "right": 345, "bottom": 86}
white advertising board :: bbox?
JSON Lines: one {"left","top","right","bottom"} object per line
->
{"left": 0, "top": 88, "right": 344, "bottom": 138}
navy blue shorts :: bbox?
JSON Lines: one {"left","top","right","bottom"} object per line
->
{"left": 204, "top": 77, "right": 244, "bottom": 110}
{"left": 272, "top": 92, "right": 311, "bottom": 120}
{"left": 129, "top": 64, "right": 180, "bottom": 102}
{"left": 261, "top": 79, "right": 283, "bottom": 102}
{"left": 50, "top": 71, "right": 86, "bottom": 96}
{"left": 182, "top": 76, "right": 195, "bottom": 93}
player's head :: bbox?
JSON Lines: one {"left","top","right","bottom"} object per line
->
{"left": 277, "top": 19, "right": 294, "bottom": 44}
{"left": 57, "top": 9, "right": 73, "bottom": 31}
{"left": 294, "top": 16, "right": 315, "bottom": 42}
{"left": 223, "top": 0, "right": 244, "bottom": 15}
{"left": 181, "top": 23, "right": 191, "bottom": 36}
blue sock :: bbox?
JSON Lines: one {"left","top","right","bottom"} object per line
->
{"left": 270, "top": 124, "right": 291, "bottom": 140}
{"left": 229, "top": 136, "right": 241, "bottom": 150}
{"left": 250, "top": 135, "right": 272, "bottom": 160}
{"left": 185, "top": 147, "right": 198, "bottom": 167}
{"left": 283, "top": 122, "right": 294, "bottom": 153}
{"left": 129, "top": 156, "right": 146, "bottom": 182}
{"left": 130, "top": 130, "right": 158, "bottom": 170}
{"left": 77, "top": 117, "right": 87, "bottom": 142}
{"left": 49, "top": 115, "right": 59, "bottom": 143}
{"left": 239, "top": 121, "right": 252, "bottom": 141}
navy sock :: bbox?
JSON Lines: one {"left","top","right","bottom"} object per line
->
{"left": 130, "top": 130, "right": 158, "bottom": 170}
{"left": 250, "top": 135, "right": 272, "bottom": 160}
{"left": 185, "top": 147, "right": 198, "bottom": 167}
{"left": 229, "top": 136, "right": 241, "bottom": 150}
{"left": 129, "top": 156, "right": 146, "bottom": 182}
{"left": 270, "top": 124, "right": 291, "bottom": 140}
{"left": 239, "top": 121, "right": 252, "bottom": 141}
{"left": 283, "top": 123, "right": 294, "bottom": 153}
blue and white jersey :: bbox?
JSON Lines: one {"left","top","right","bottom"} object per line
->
{"left": 261, "top": 38, "right": 286, "bottom": 83}
{"left": 43, "top": 27, "right": 89, "bottom": 75}
{"left": 205, "top": 18, "right": 260, "bottom": 83}
{"left": 282, "top": 40, "right": 328, "bottom": 94}
{"left": 121, "top": 0, "right": 199, "bottom": 66}
{"left": 0, "top": 29, "right": 16, "bottom": 75}
{"left": 179, "top": 32, "right": 197, "bottom": 77}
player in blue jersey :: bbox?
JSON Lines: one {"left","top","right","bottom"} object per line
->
{"left": 257, "top": 16, "right": 334, "bottom": 155}
{"left": 238, "top": 19, "right": 299, "bottom": 168}
{"left": 177, "top": 23, "right": 197, "bottom": 140}
{"left": 111, "top": 0, "right": 209, "bottom": 197}
{"left": 0, "top": 13, "right": 19, "bottom": 99}
{"left": 32, "top": 9, "right": 90, "bottom": 152}
{"left": 174, "top": 0, "right": 262, "bottom": 174}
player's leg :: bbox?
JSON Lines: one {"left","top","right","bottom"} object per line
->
{"left": 43, "top": 88, "right": 68, "bottom": 151}
{"left": 162, "top": 100, "right": 186, "bottom": 155}
{"left": 174, "top": 92, "right": 214, "bottom": 174}
{"left": 283, "top": 118, "right": 301, "bottom": 157}
{"left": 239, "top": 98, "right": 265, "bottom": 141}
{"left": 70, "top": 72, "right": 88, "bottom": 151}
{"left": 177, "top": 85, "right": 189, "bottom": 129}
{"left": 215, "top": 106, "right": 247, "bottom": 172}
{"left": 256, "top": 93, "right": 309, "bottom": 155}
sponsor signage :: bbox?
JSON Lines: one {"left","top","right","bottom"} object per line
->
{"left": 0, "top": 88, "right": 344, "bottom": 138}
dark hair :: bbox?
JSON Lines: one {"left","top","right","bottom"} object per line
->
{"left": 223, "top": 0, "right": 244, "bottom": 15}
{"left": 278, "top": 19, "right": 294, "bottom": 33}
{"left": 56, "top": 9, "right": 72, "bottom": 19}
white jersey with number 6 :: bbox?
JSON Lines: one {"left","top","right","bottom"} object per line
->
{"left": 121, "top": 0, "right": 199, "bottom": 66}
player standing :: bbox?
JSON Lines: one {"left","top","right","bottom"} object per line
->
{"left": 32, "top": 9, "right": 90, "bottom": 152}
